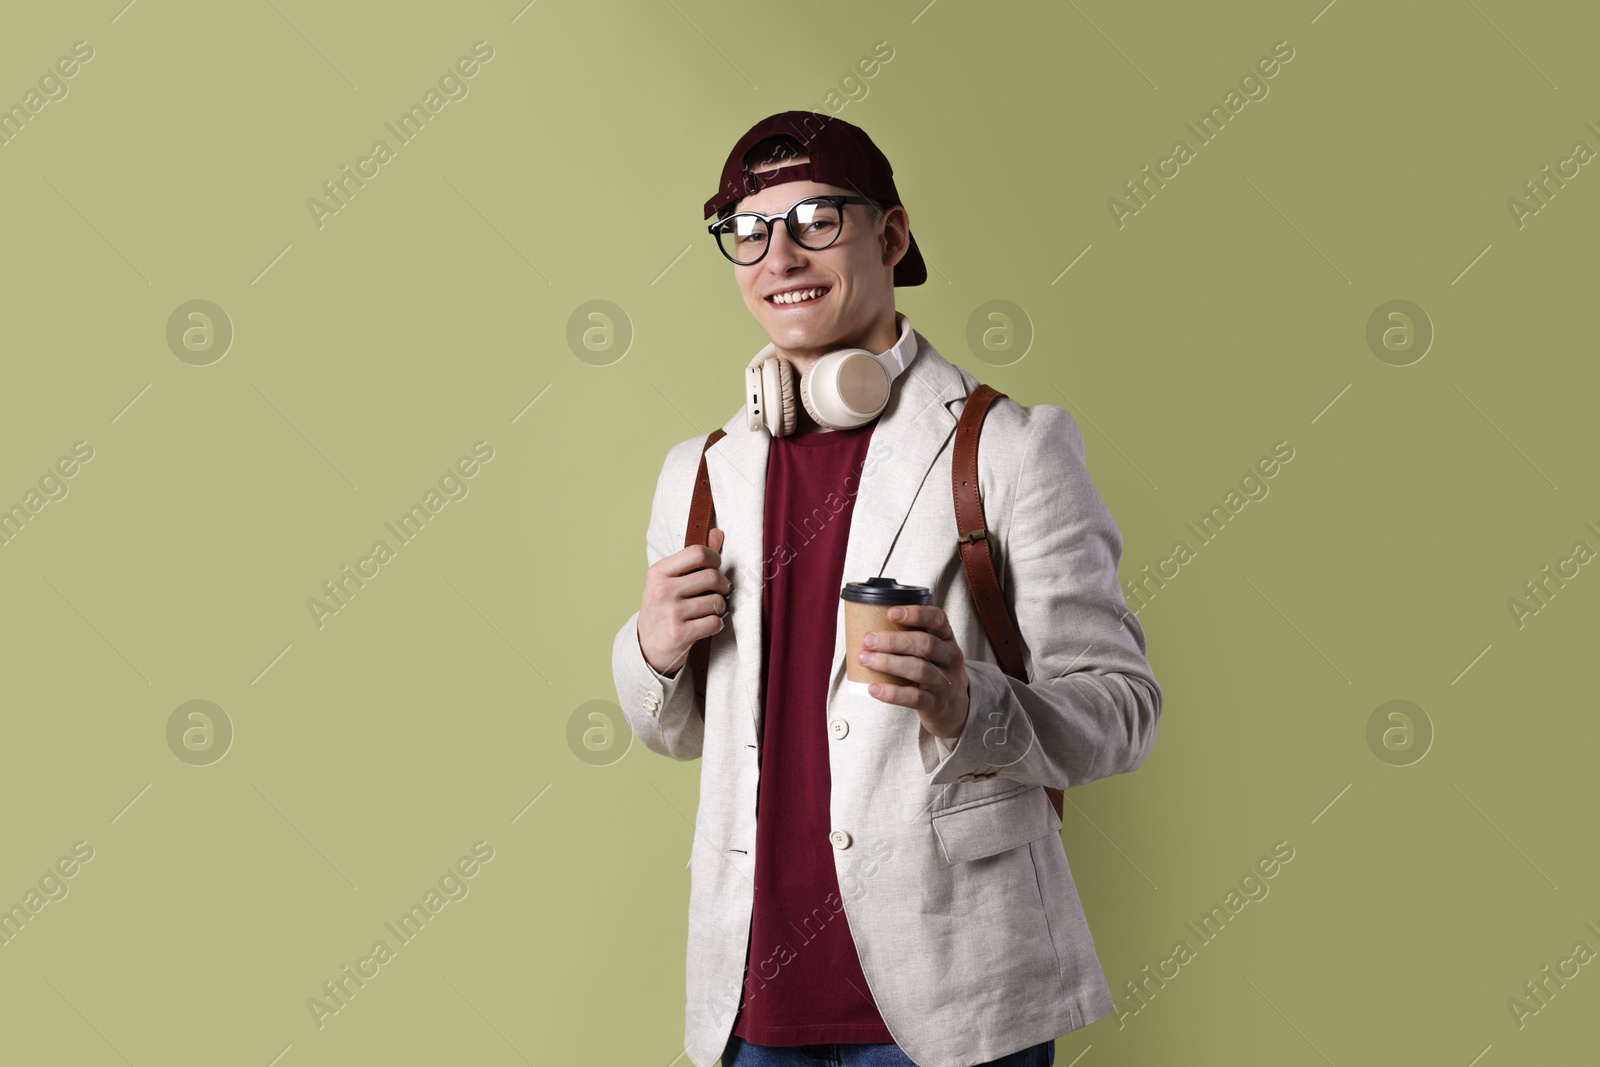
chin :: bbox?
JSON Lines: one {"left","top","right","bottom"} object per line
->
{"left": 771, "top": 323, "right": 840, "bottom": 351}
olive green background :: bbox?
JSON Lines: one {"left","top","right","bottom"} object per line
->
{"left": 2, "top": 1, "right": 1596, "bottom": 1064}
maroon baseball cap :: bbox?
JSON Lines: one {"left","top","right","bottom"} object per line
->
{"left": 703, "top": 110, "right": 927, "bottom": 287}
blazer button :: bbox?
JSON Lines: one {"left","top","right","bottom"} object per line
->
{"left": 828, "top": 718, "right": 849, "bottom": 739}
{"left": 829, "top": 829, "right": 852, "bottom": 850}
{"left": 957, "top": 773, "right": 977, "bottom": 783}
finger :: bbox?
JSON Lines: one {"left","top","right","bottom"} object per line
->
{"left": 859, "top": 650, "right": 948, "bottom": 689}
{"left": 888, "top": 604, "right": 952, "bottom": 638}
{"left": 866, "top": 627, "right": 949, "bottom": 667}
{"left": 680, "top": 588, "right": 729, "bottom": 620}
{"left": 657, "top": 542, "right": 722, "bottom": 578}
{"left": 674, "top": 565, "right": 730, "bottom": 600}
{"left": 683, "top": 609, "right": 726, "bottom": 639}
{"left": 867, "top": 679, "right": 928, "bottom": 710}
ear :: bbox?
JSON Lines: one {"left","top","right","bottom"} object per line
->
{"left": 880, "top": 205, "right": 911, "bottom": 272}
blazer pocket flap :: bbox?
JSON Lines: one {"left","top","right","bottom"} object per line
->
{"left": 931, "top": 784, "right": 1063, "bottom": 864}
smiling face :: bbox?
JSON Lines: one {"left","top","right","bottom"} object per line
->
{"left": 729, "top": 154, "right": 911, "bottom": 373}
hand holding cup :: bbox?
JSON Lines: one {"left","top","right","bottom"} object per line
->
{"left": 843, "top": 578, "right": 970, "bottom": 742}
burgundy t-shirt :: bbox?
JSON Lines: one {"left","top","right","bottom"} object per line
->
{"left": 731, "top": 420, "right": 894, "bottom": 1045}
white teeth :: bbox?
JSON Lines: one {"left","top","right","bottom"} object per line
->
{"left": 769, "top": 287, "right": 825, "bottom": 305}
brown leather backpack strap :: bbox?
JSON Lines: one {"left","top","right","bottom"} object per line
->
{"left": 684, "top": 429, "right": 726, "bottom": 716}
{"left": 953, "top": 385, "right": 1063, "bottom": 821}
{"left": 953, "top": 385, "right": 1025, "bottom": 679}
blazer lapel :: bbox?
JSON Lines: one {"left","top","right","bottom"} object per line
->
{"left": 701, "top": 404, "right": 769, "bottom": 738}
{"left": 701, "top": 330, "right": 973, "bottom": 737}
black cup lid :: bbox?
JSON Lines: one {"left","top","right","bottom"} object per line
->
{"left": 840, "top": 577, "right": 932, "bottom": 606}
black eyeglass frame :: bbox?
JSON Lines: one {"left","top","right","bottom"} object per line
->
{"left": 707, "top": 194, "right": 884, "bottom": 265}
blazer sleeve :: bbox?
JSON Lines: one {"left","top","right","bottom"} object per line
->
{"left": 925, "top": 404, "right": 1162, "bottom": 789}
{"left": 611, "top": 442, "right": 707, "bottom": 762}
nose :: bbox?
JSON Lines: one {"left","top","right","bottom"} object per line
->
{"left": 761, "top": 220, "right": 809, "bottom": 274}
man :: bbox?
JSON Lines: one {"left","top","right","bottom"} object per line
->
{"left": 612, "top": 111, "right": 1162, "bottom": 1067}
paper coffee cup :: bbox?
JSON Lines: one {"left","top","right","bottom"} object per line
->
{"left": 841, "top": 577, "right": 933, "bottom": 695}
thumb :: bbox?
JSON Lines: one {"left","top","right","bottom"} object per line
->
{"left": 708, "top": 526, "right": 724, "bottom": 554}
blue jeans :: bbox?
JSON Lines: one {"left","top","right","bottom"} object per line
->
{"left": 721, "top": 1034, "right": 1055, "bottom": 1067}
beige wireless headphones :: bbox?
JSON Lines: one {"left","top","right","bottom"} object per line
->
{"left": 745, "top": 313, "right": 918, "bottom": 436}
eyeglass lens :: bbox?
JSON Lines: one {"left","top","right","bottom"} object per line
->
{"left": 716, "top": 198, "right": 843, "bottom": 264}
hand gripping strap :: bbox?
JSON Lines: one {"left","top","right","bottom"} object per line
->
{"left": 683, "top": 429, "right": 726, "bottom": 717}
{"left": 953, "top": 384, "right": 1063, "bottom": 822}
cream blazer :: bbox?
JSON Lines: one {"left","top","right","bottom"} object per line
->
{"left": 611, "top": 319, "right": 1163, "bottom": 1067}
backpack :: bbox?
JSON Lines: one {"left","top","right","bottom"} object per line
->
{"left": 679, "top": 383, "right": 1064, "bottom": 821}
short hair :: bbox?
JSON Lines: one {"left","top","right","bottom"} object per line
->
{"left": 744, "top": 133, "right": 805, "bottom": 174}
{"left": 740, "top": 133, "right": 888, "bottom": 224}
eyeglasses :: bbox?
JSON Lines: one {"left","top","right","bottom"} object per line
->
{"left": 708, "top": 194, "right": 882, "bottom": 266}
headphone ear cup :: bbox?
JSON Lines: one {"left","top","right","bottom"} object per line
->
{"left": 802, "top": 350, "right": 887, "bottom": 430}
{"left": 773, "top": 357, "right": 797, "bottom": 437}
{"left": 798, "top": 371, "right": 831, "bottom": 430}
{"left": 753, "top": 356, "right": 797, "bottom": 437}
